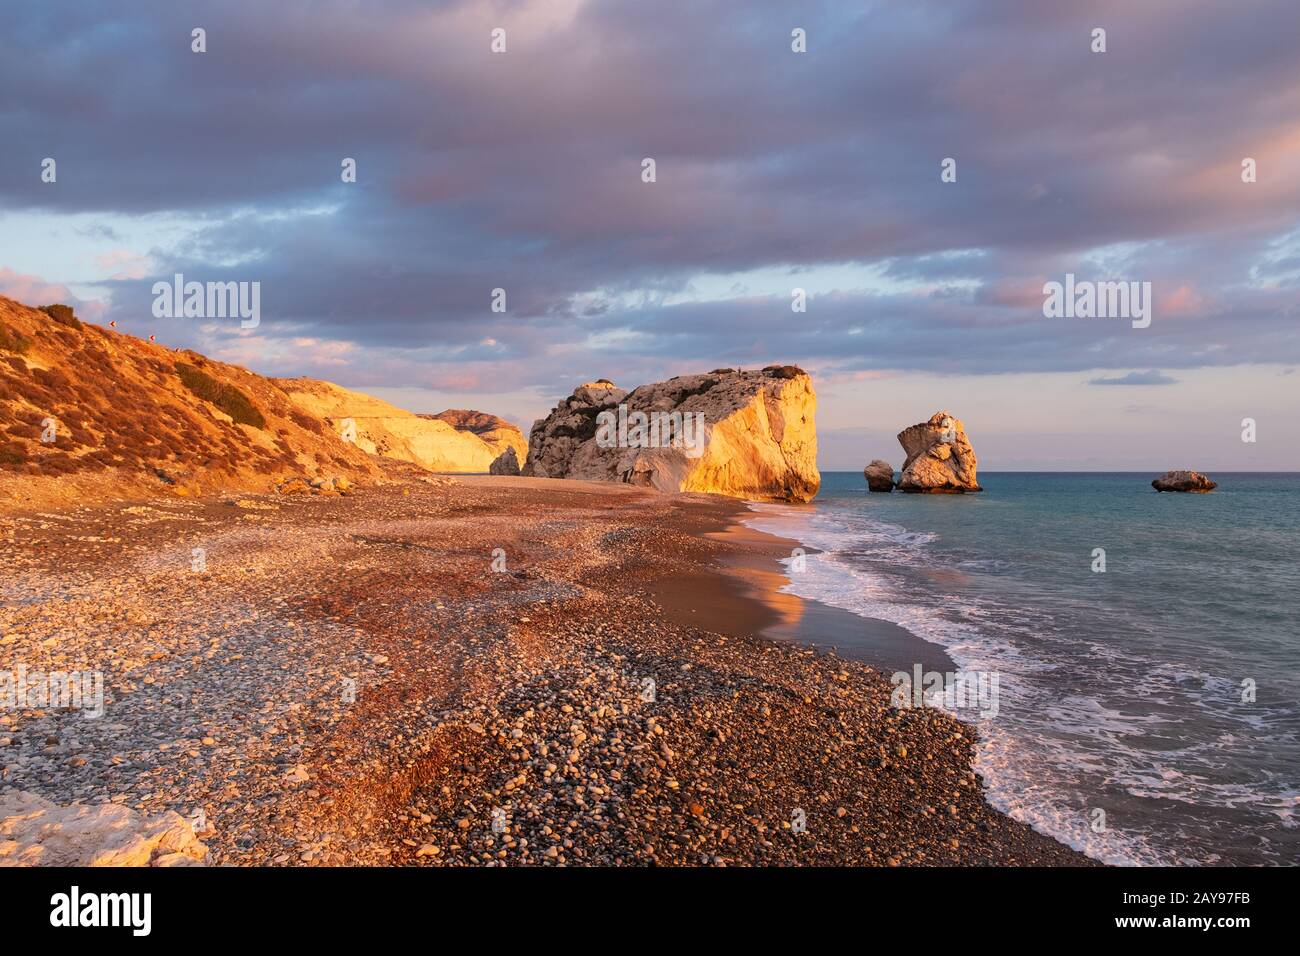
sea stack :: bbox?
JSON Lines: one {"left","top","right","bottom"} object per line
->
{"left": 523, "top": 367, "right": 819, "bottom": 502}
{"left": 895, "top": 411, "right": 982, "bottom": 493}
{"left": 489, "top": 446, "right": 521, "bottom": 475}
{"left": 863, "top": 459, "right": 895, "bottom": 492}
{"left": 1152, "top": 470, "right": 1217, "bottom": 493}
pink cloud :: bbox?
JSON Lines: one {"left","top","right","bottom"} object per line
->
{"left": 0, "top": 267, "right": 108, "bottom": 320}
{"left": 1158, "top": 284, "right": 1205, "bottom": 316}
{"left": 93, "top": 249, "right": 154, "bottom": 281}
{"left": 978, "top": 279, "right": 1046, "bottom": 309}
{"left": 0, "top": 267, "right": 78, "bottom": 307}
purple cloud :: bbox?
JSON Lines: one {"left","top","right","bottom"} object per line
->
{"left": 1088, "top": 370, "right": 1179, "bottom": 386}
{"left": 1, "top": 0, "right": 1298, "bottom": 402}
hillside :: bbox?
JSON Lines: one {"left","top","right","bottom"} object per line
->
{"left": 274, "top": 379, "right": 513, "bottom": 472}
{"left": 0, "top": 295, "right": 390, "bottom": 509}
{"left": 425, "top": 408, "right": 527, "bottom": 465}
{"left": 0, "top": 295, "right": 517, "bottom": 511}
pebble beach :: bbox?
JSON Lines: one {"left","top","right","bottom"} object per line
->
{"left": 0, "top": 474, "right": 1092, "bottom": 866}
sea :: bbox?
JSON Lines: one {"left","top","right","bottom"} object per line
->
{"left": 743, "top": 472, "right": 1300, "bottom": 866}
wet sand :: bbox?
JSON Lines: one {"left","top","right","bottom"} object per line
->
{"left": 684, "top": 519, "right": 957, "bottom": 675}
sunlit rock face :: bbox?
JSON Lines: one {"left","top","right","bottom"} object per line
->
{"left": 896, "top": 411, "right": 982, "bottom": 493}
{"left": 276, "top": 379, "right": 502, "bottom": 472}
{"left": 523, "top": 367, "right": 820, "bottom": 503}
{"left": 0, "top": 790, "right": 209, "bottom": 866}
{"left": 427, "top": 409, "right": 528, "bottom": 467}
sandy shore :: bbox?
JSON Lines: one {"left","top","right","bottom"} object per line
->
{"left": 678, "top": 518, "right": 959, "bottom": 675}
{"left": 0, "top": 473, "right": 1093, "bottom": 865}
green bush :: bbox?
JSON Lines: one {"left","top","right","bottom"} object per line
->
{"left": 39, "top": 304, "right": 82, "bottom": 330}
{"left": 174, "top": 362, "right": 267, "bottom": 429}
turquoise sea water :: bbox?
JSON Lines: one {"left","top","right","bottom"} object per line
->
{"left": 744, "top": 472, "right": 1300, "bottom": 866}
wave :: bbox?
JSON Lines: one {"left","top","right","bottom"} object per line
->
{"left": 741, "top": 501, "right": 1297, "bottom": 866}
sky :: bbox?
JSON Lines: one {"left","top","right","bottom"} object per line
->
{"left": 2, "top": 0, "right": 1298, "bottom": 470}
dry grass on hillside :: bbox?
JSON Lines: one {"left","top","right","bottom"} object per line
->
{"left": 0, "top": 295, "right": 383, "bottom": 506}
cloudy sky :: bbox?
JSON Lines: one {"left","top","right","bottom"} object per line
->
{"left": 2, "top": 0, "right": 1298, "bottom": 469}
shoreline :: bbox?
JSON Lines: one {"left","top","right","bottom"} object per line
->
{"left": 0, "top": 475, "right": 1093, "bottom": 865}
{"left": 697, "top": 506, "right": 957, "bottom": 675}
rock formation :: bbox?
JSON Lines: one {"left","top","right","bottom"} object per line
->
{"left": 1152, "top": 470, "right": 1217, "bottom": 493}
{"left": 895, "top": 411, "right": 982, "bottom": 493}
{"left": 864, "top": 459, "right": 895, "bottom": 492}
{"left": 523, "top": 367, "right": 819, "bottom": 502}
{"left": 275, "top": 474, "right": 354, "bottom": 496}
{"left": 426, "top": 408, "right": 528, "bottom": 466}
{"left": 489, "top": 445, "right": 521, "bottom": 475}
{"left": 523, "top": 380, "right": 626, "bottom": 479}
{"left": 275, "top": 378, "right": 503, "bottom": 472}
{"left": 0, "top": 790, "right": 208, "bottom": 866}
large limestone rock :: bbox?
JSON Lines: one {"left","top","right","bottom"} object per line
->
{"left": 426, "top": 409, "right": 528, "bottom": 466}
{"left": 896, "top": 411, "right": 982, "bottom": 493}
{"left": 864, "top": 459, "right": 895, "bottom": 492}
{"left": 275, "top": 378, "right": 501, "bottom": 472}
{"left": 522, "top": 367, "right": 819, "bottom": 502}
{"left": 0, "top": 790, "right": 208, "bottom": 866}
{"left": 1152, "top": 470, "right": 1217, "bottom": 493}
{"left": 489, "top": 446, "right": 521, "bottom": 475}
{"left": 522, "top": 380, "right": 626, "bottom": 480}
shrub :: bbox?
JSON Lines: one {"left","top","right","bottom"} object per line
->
{"left": 40, "top": 453, "right": 78, "bottom": 474}
{"left": 32, "top": 367, "right": 70, "bottom": 390}
{"left": 0, "top": 325, "right": 32, "bottom": 355}
{"left": 289, "top": 408, "right": 323, "bottom": 434}
{"left": 0, "top": 443, "right": 26, "bottom": 467}
{"left": 39, "top": 304, "right": 83, "bottom": 330}
{"left": 174, "top": 362, "right": 267, "bottom": 429}
{"left": 763, "top": 364, "right": 806, "bottom": 379}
